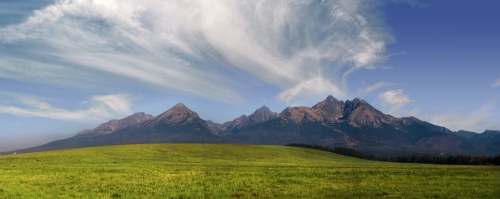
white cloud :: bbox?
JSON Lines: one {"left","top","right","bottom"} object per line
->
{"left": 383, "top": 97, "right": 499, "bottom": 133}
{"left": 492, "top": 78, "right": 500, "bottom": 87}
{"left": 375, "top": 89, "right": 499, "bottom": 132}
{"left": 377, "top": 89, "right": 413, "bottom": 109}
{"left": 359, "top": 82, "right": 393, "bottom": 96}
{"left": 277, "top": 77, "right": 345, "bottom": 104}
{"left": 0, "top": 94, "right": 133, "bottom": 122}
{"left": 0, "top": 0, "right": 389, "bottom": 104}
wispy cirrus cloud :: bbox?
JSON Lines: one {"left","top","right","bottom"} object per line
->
{"left": 359, "top": 82, "right": 393, "bottom": 96}
{"left": 419, "top": 97, "right": 499, "bottom": 132}
{"left": 0, "top": 0, "right": 389, "bottom": 104}
{"left": 377, "top": 90, "right": 500, "bottom": 132}
{"left": 492, "top": 78, "right": 500, "bottom": 87}
{"left": 0, "top": 93, "right": 133, "bottom": 122}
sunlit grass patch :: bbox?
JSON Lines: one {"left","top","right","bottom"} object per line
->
{"left": 0, "top": 144, "right": 499, "bottom": 198}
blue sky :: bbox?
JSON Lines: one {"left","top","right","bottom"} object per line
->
{"left": 1, "top": 0, "right": 499, "bottom": 152}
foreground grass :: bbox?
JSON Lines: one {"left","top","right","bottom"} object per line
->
{"left": 0, "top": 144, "right": 499, "bottom": 198}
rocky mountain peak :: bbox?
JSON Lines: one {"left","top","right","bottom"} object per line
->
{"left": 341, "top": 99, "right": 392, "bottom": 128}
{"left": 130, "top": 112, "right": 155, "bottom": 120}
{"left": 247, "top": 105, "right": 278, "bottom": 125}
{"left": 342, "top": 98, "right": 366, "bottom": 118}
{"left": 256, "top": 105, "right": 270, "bottom": 112}
{"left": 235, "top": 115, "right": 247, "bottom": 120}
{"left": 75, "top": 112, "right": 154, "bottom": 137}
{"left": 155, "top": 103, "right": 200, "bottom": 125}
{"left": 312, "top": 95, "right": 345, "bottom": 121}
{"left": 171, "top": 103, "right": 188, "bottom": 110}
{"left": 279, "top": 106, "right": 322, "bottom": 124}
{"left": 219, "top": 106, "right": 279, "bottom": 135}
{"left": 326, "top": 95, "right": 337, "bottom": 102}
{"left": 279, "top": 107, "right": 291, "bottom": 115}
{"left": 253, "top": 106, "right": 274, "bottom": 115}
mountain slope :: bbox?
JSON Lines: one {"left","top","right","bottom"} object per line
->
{"left": 75, "top": 112, "right": 154, "bottom": 137}
{"left": 5, "top": 103, "right": 220, "bottom": 154}
{"left": 109, "top": 103, "right": 221, "bottom": 143}
{"left": 225, "top": 96, "right": 486, "bottom": 156}
{"left": 453, "top": 130, "right": 479, "bottom": 140}
{"left": 214, "top": 106, "right": 278, "bottom": 136}
{"left": 469, "top": 130, "right": 500, "bottom": 155}
{"left": 2, "top": 96, "right": 496, "bottom": 156}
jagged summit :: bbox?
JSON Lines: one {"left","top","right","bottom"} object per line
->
{"left": 171, "top": 103, "right": 188, "bottom": 110}
{"left": 342, "top": 98, "right": 392, "bottom": 128}
{"left": 313, "top": 95, "right": 345, "bottom": 121}
{"left": 326, "top": 95, "right": 338, "bottom": 102}
{"left": 76, "top": 112, "right": 154, "bottom": 137}
{"left": 235, "top": 115, "right": 247, "bottom": 119}
{"left": 8, "top": 95, "right": 496, "bottom": 156}
{"left": 247, "top": 105, "right": 278, "bottom": 124}
{"left": 279, "top": 106, "right": 322, "bottom": 123}
{"left": 155, "top": 103, "right": 201, "bottom": 125}
{"left": 256, "top": 105, "right": 270, "bottom": 111}
{"left": 253, "top": 106, "right": 273, "bottom": 115}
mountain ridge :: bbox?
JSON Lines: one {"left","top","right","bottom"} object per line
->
{"left": 2, "top": 96, "right": 498, "bottom": 156}
{"left": 75, "top": 112, "right": 154, "bottom": 137}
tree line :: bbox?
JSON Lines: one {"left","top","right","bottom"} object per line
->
{"left": 285, "top": 143, "right": 500, "bottom": 166}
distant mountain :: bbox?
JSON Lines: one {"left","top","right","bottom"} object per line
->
{"left": 2, "top": 96, "right": 497, "bottom": 156}
{"left": 226, "top": 97, "right": 483, "bottom": 156}
{"left": 469, "top": 130, "right": 500, "bottom": 155}
{"left": 75, "top": 112, "right": 154, "bottom": 137}
{"left": 5, "top": 103, "right": 220, "bottom": 154}
{"left": 210, "top": 106, "right": 278, "bottom": 136}
{"left": 453, "top": 130, "right": 479, "bottom": 140}
{"left": 446, "top": 130, "right": 500, "bottom": 156}
{"left": 312, "top": 95, "right": 345, "bottom": 121}
{"left": 107, "top": 103, "right": 221, "bottom": 144}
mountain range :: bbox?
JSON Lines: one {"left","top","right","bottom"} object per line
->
{"left": 3, "top": 96, "right": 499, "bottom": 156}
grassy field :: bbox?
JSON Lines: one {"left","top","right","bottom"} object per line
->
{"left": 0, "top": 144, "right": 499, "bottom": 198}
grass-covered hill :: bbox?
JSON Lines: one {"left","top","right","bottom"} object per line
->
{"left": 0, "top": 144, "right": 499, "bottom": 198}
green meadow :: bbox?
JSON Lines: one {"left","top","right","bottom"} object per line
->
{"left": 0, "top": 144, "right": 499, "bottom": 198}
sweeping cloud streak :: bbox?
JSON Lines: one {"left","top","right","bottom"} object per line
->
{"left": 0, "top": 93, "right": 132, "bottom": 121}
{"left": 493, "top": 78, "right": 500, "bottom": 87}
{"left": 395, "top": 98, "right": 499, "bottom": 133}
{"left": 359, "top": 82, "right": 393, "bottom": 96}
{"left": 0, "top": 0, "right": 388, "bottom": 103}
{"left": 377, "top": 90, "right": 499, "bottom": 132}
